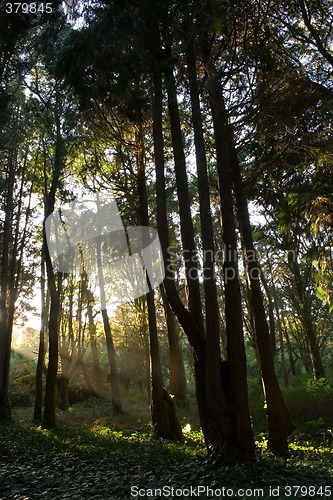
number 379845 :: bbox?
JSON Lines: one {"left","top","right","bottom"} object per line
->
{"left": 5, "top": 3, "right": 53, "bottom": 14}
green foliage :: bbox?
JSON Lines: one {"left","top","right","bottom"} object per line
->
{"left": 9, "top": 352, "right": 36, "bottom": 408}
{"left": 0, "top": 404, "right": 332, "bottom": 499}
{"left": 284, "top": 377, "right": 333, "bottom": 431}
{"left": 8, "top": 389, "right": 33, "bottom": 408}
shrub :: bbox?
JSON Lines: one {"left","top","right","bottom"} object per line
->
{"left": 284, "top": 377, "right": 333, "bottom": 430}
{"left": 9, "top": 390, "right": 33, "bottom": 408}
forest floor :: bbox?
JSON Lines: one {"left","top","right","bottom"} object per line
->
{"left": 0, "top": 398, "right": 332, "bottom": 500}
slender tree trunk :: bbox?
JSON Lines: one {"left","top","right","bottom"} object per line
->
{"left": 143, "top": 319, "right": 151, "bottom": 402}
{"left": 79, "top": 248, "right": 102, "bottom": 394}
{"left": 87, "top": 291, "right": 101, "bottom": 389}
{"left": 230, "top": 122, "right": 294, "bottom": 450}
{"left": 279, "top": 320, "right": 289, "bottom": 388}
{"left": 58, "top": 376, "right": 69, "bottom": 411}
{"left": 164, "top": 54, "right": 234, "bottom": 452}
{"left": 75, "top": 321, "right": 98, "bottom": 399}
{"left": 161, "top": 286, "right": 187, "bottom": 402}
{"left": 153, "top": 62, "right": 236, "bottom": 457}
{"left": 42, "top": 128, "right": 63, "bottom": 430}
{"left": 259, "top": 263, "right": 277, "bottom": 355}
{"left": 43, "top": 250, "right": 60, "bottom": 429}
{"left": 187, "top": 39, "right": 242, "bottom": 459}
{"left": 283, "top": 323, "right": 296, "bottom": 377}
{"left": 148, "top": 287, "right": 182, "bottom": 440}
{"left": 0, "top": 147, "right": 29, "bottom": 423}
{"left": 288, "top": 256, "right": 326, "bottom": 379}
{"left": 0, "top": 150, "right": 15, "bottom": 424}
{"left": 164, "top": 50, "right": 204, "bottom": 333}
{"left": 301, "top": 302, "right": 325, "bottom": 379}
{"left": 208, "top": 74, "right": 255, "bottom": 460}
{"left": 33, "top": 255, "right": 47, "bottom": 422}
{"left": 95, "top": 205, "right": 122, "bottom": 413}
{"left": 136, "top": 123, "right": 182, "bottom": 440}
{"left": 152, "top": 66, "right": 211, "bottom": 449}
{"left": 269, "top": 273, "right": 289, "bottom": 387}
{"left": 100, "top": 305, "right": 122, "bottom": 412}
{"left": 58, "top": 274, "right": 74, "bottom": 412}
{"left": 152, "top": 68, "right": 205, "bottom": 355}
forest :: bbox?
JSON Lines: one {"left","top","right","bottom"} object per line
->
{"left": 0, "top": 0, "right": 332, "bottom": 498}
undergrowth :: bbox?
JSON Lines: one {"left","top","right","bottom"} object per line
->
{"left": 0, "top": 400, "right": 332, "bottom": 500}
{"left": 3, "top": 370, "right": 333, "bottom": 499}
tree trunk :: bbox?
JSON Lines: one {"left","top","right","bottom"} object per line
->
{"left": 208, "top": 74, "right": 255, "bottom": 460}
{"left": 0, "top": 146, "right": 30, "bottom": 423}
{"left": 58, "top": 375, "right": 69, "bottom": 411}
{"left": 164, "top": 50, "right": 204, "bottom": 334}
{"left": 153, "top": 65, "right": 213, "bottom": 443}
{"left": 96, "top": 195, "right": 122, "bottom": 414}
{"left": 161, "top": 286, "right": 187, "bottom": 402}
{"left": 164, "top": 54, "right": 235, "bottom": 452}
{"left": 230, "top": 120, "right": 294, "bottom": 450}
{"left": 42, "top": 252, "right": 60, "bottom": 429}
{"left": 301, "top": 301, "right": 326, "bottom": 379}
{"left": 148, "top": 288, "right": 182, "bottom": 440}
{"left": 270, "top": 274, "right": 289, "bottom": 387}
{"left": 143, "top": 315, "right": 151, "bottom": 402}
{"left": 259, "top": 262, "right": 277, "bottom": 355}
{"left": 80, "top": 248, "right": 102, "bottom": 394}
{"left": 33, "top": 256, "right": 47, "bottom": 422}
{"left": 288, "top": 256, "right": 326, "bottom": 379}
{"left": 283, "top": 323, "right": 296, "bottom": 377}
{"left": 136, "top": 122, "right": 182, "bottom": 440}
{"left": 101, "top": 308, "right": 122, "bottom": 413}
{"left": 187, "top": 39, "right": 244, "bottom": 460}
{"left": 0, "top": 150, "right": 15, "bottom": 424}
{"left": 279, "top": 319, "right": 289, "bottom": 389}
{"left": 42, "top": 128, "right": 63, "bottom": 430}
{"left": 87, "top": 291, "right": 101, "bottom": 389}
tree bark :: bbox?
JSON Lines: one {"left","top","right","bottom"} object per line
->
{"left": 187, "top": 39, "right": 242, "bottom": 459}
{"left": 0, "top": 148, "right": 15, "bottom": 423}
{"left": 42, "top": 126, "right": 63, "bottom": 430}
{"left": 0, "top": 145, "right": 31, "bottom": 423}
{"left": 288, "top": 256, "right": 326, "bottom": 379}
{"left": 208, "top": 74, "right": 255, "bottom": 460}
{"left": 161, "top": 286, "right": 187, "bottom": 402}
{"left": 42, "top": 247, "right": 60, "bottom": 429}
{"left": 33, "top": 255, "right": 47, "bottom": 422}
{"left": 87, "top": 290, "right": 102, "bottom": 389}
{"left": 164, "top": 46, "right": 204, "bottom": 334}
{"left": 152, "top": 63, "right": 227, "bottom": 456}
{"left": 136, "top": 123, "right": 182, "bottom": 440}
{"left": 95, "top": 195, "right": 123, "bottom": 414}
{"left": 269, "top": 269, "right": 289, "bottom": 387}
{"left": 230, "top": 121, "right": 294, "bottom": 450}
{"left": 58, "top": 274, "right": 74, "bottom": 412}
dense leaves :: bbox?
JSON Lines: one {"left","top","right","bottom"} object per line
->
{"left": 0, "top": 403, "right": 332, "bottom": 499}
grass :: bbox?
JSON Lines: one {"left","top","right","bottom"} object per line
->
{"left": 0, "top": 399, "right": 332, "bottom": 500}
{"left": 3, "top": 371, "right": 333, "bottom": 498}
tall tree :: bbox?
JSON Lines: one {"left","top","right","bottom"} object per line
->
{"left": 135, "top": 122, "right": 182, "bottom": 440}
{"left": 230, "top": 124, "right": 294, "bottom": 449}
{"left": 161, "top": 286, "right": 187, "bottom": 402}
{"left": 95, "top": 193, "right": 123, "bottom": 414}
{"left": 33, "top": 255, "right": 47, "bottom": 422}
{"left": 42, "top": 110, "right": 64, "bottom": 429}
